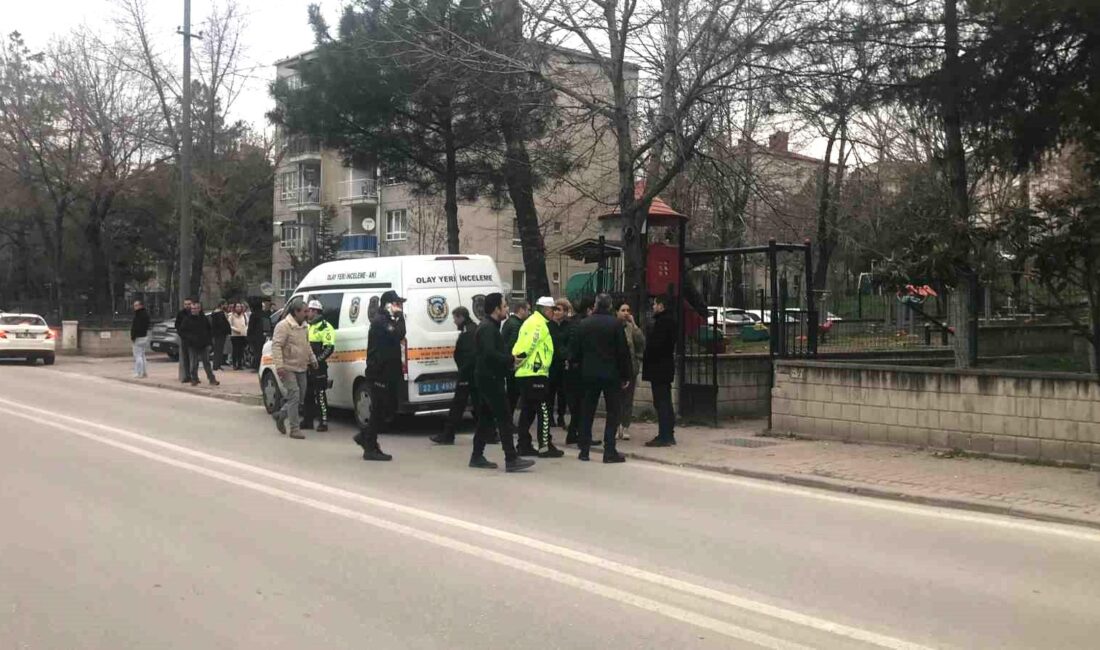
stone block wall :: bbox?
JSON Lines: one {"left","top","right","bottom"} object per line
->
{"left": 771, "top": 360, "right": 1100, "bottom": 467}
{"left": 78, "top": 327, "right": 133, "bottom": 357}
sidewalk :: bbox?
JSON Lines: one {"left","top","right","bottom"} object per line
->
{"left": 614, "top": 418, "right": 1100, "bottom": 529}
{"left": 58, "top": 354, "right": 263, "bottom": 405}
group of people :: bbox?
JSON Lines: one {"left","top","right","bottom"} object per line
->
{"left": 129, "top": 297, "right": 277, "bottom": 385}
{"left": 264, "top": 289, "right": 678, "bottom": 473}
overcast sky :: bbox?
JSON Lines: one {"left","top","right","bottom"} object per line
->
{"left": 7, "top": 0, "right": 826, "bottom": 159}
{"left": 8, "top": 0, "right": 337, "bottom": 133}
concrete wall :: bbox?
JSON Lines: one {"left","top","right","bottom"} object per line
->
{"left": 771, "top": 360, "right": 1100, "bottom": 467}
{"left": 979, "top": 323, "right": 1079, "bottom": 356}
{"left": 78, "top": 327, "right": 132, "bottom": 357}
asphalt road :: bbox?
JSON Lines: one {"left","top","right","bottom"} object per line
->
{"left": 2, "top": 362, "right": 1100, "bottom": 649}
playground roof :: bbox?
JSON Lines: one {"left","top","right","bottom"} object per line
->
{"left": 598, "top": 181, "right": 687, "bottom": 223}
{"left": 558, "top": 238, "right": 623, "bottom": 263}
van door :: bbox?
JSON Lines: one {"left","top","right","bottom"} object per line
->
{"left": 324, "top": 290, "right": 376, "bottom": 410}
{"left": 401, "top": 258, "right": 463, "bottom": 406}
{"left": 454, "top": 258, "right": 504, "bottom": 324}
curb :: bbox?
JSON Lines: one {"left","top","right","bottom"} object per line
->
{"left": 620, "top": 449, "right": 1100, "bottom": 532}
{"left": 108, "top": 376, "right": 263, "bottom": 407}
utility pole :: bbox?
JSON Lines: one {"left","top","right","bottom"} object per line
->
{"left": 177, "top": 0, "right": 198, "bottom": 304}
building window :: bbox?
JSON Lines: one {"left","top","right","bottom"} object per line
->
{"left": 511, "top": 270, "right": 526, "bottom": 298}
{"left": 385, "top": 209, "right": 408, "bottom": 241}
{"left": 552, "top": 271, "right": 560, "bottom": 284}
{"left": 512, "top": 219, "right": 521, "bottom": 247}
{"left": 551, "top": 220, "right": 562, "bottom": 234}
{"left": 278, "top": 269, "right": 297, "bottom": 296}
{"left": 279, "top": 222, "right": 302, "bottom": 250}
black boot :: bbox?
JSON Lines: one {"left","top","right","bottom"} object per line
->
{"left": 300, "top": 420, "right": 315, "bottom": 431}
{"left": 316, "top": 421, "right": 328, "bottom": 432}
{"left": 505, "top": 457, "right": 535, "bottom": 472}
{"left": 469, "top": 455, "right": 498, "bottom": 469}
{"left": 362, "top": 435, "right": 392, "bottom": 461}
{"left": 645, "top": 437, "right": 674, "bottom": 447}
{"left": 538, "top": 444, "right": 564, "bottom": 458}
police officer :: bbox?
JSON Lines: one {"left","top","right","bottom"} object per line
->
{"left": 302, "top": 299, "right": 335, "bottom": 432}
{"left": 514, "top": 296, "right": 562, "bottom": 458}
{"left": 353, "top": 290, "right": 404, "bottom": 462}
{"left": 469, "top": 293, "right": 535, "bottom": 473}
{"left": 431, "top": 306, "right": 477, "bottom": 445}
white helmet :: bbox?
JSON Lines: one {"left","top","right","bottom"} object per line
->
{"left": 307, "top": 299, "right": 324, "bottom": 311}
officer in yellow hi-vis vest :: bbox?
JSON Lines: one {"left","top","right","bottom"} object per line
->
{"left": 303, "top": 300, "right": 335, "bottom": 432}
{"left": 512, "top": 296, "right": 563, "bottom": 458}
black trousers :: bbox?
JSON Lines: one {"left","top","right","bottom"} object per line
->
{"left": 212, "top": 335, "right": 227, "bottom": 369}
{"left": 517, "top": 376, "right": 552, "bottom": 450}
{"left": 506, "top": 374, "right": 520, "bottom": 417}
{"left": 231, "top": 336, "right": 247, "bottom": 369}
{"left": 581, "top": 379, "right": 622, "bottom": 453}
{"left": 249, "top": 336, "right": 264, "bottom": 371}
{"left": 565, "top": 369, "right": 584, "bottom": 438}
{"left": 187, "top": 345, "right": 216, "bottom": 383}
{"left": 365, "top": 377, "right": 399, "bottom": 437}
{"left": 548, "top": 365, "right": 566, "bottom": 422}
{"left": 651, "top": 381, "right": 676, "bottom": 439}
{"left": 472, "top": 379, "right": 518, "bottom": 461}
{"left": 303, "top": 371, "right": 329, "bottom": 426}
{"left": 444, "top": 379, "right": 477, "bottom": 438}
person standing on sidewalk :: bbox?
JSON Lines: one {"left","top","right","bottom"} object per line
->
{"left": 229, "top": 302, "right": 249, "bottom": 370}
{"left": 178, "top": 300, "right": 220, "bottom": 387}
{"left": 210, "top": 302, "right": 231, "bottom": 371}
{"left": 642, "top": 294, "right": 677, "bottom": 447}
{"left": 501, "top": 299, "right": 528, "bottom": 417}
{"left": 130, "top": 300, "right": 151, "bottom": 379}
{"left": 614, "top": 297, "right": 646, "bottom": 441}
{"left": 513, "top": 296, "right": 563, "bottom": 458}
{"left": 570, "top": 292, "right": 631, "bottom": 463}
{"left": 246, "top": 298, "right": 267, "bottom": 372}
{"left": 469, "top": 293, "right": 534, "bottom": 472}
{"left": 431, "top": 306, "right": 478, "bottom": 445}
{"left": 302, "top": 300, "right": 335, "bottom": 432}
{"left": 353, "top": 290, "right": 404, "bottom": 462}
{"left": 547, "top": 299, "right": 569, "bottom": 429}
{"left": 175, "top": 298, "right": 193, "bottom": 383}
{"left": 271, "top": 299, "right": 317, "bottom": 439}
{"left": 563, "top": 296, "right": 592, "bottom": 445}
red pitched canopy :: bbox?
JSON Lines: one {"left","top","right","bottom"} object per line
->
{"left": 598, "top": 181, "right": 687, "bottom": 223}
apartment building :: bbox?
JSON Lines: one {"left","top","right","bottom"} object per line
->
{"left": 270, "top": 48, "right": 626, "bottom": 302}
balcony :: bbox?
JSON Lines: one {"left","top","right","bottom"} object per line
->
{"left": 286, "top": 136, "right": 321, "bottom": 161}
{"left": 338, "top": 234, "right": 379, "bottom": 258}
{"left": 339, "top": 178, "right": 379, "bottom": 204}
{"left": 281, "top": 186, "right": 322, "bottom": 211}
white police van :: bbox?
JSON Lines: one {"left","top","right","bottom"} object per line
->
{"left": 259, "top": 255, "right": 504, "bottom": 428}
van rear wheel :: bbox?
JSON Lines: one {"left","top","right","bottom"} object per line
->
{"left": 353, "top": 380, "right": 371, "bottom": 429}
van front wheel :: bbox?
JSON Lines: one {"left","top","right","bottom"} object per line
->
{"left": 353, "top": 380, "right": 371, "bottom": 430}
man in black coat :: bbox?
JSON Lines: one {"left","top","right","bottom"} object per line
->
{"left": 432, "top": 306, "right": 478, "bottom": 445}
{"left": 569, "top": 292, "right": 632, "bottom": 463}
{"left": 501, "top": 299, "right": 528, "bottom": 416}
{"left": 175, "top": 298, "right": 193, "bottom": 382}
{"left": 130, "top": 299, "right": 151, "bottom": 379}
{"left": 210, "top": 302, "right": 231, "bottom": 370}
{"left": 562, "top": 296, "right": 592, "bottom": 444}
{"left": 469, "top": 293, "right": 535, "bottom": 473}
{"left": 643, "top": 294, "right": 677, "bottom": 446}
{"left": 353, "top": 290, "right": 404, "bottom": 461}
{"left": 246, "top": 299, "right": 266, "bottom": 372}
{"left": 178, "top": 301, "right": 219, "bottom": 386}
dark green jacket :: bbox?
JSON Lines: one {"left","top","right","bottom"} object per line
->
{"left": 500, "top": 314, "right": 523, "bottom": 355}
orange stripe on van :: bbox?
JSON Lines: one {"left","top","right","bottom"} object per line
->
{"left": 407, "top": 346, "right": 455, "bottom": 361}
{"left": 328, "top": 349, "right": 366, "bottom": 363}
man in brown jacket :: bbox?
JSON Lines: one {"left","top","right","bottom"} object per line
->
{"left": 271, "top": 299, "right": 317, "bottom": 439}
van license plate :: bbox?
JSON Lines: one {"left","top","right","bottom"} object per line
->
{"left": 418, "top": 380, "right": 456, "bottom": 395}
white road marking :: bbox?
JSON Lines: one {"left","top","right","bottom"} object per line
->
{"left": 0, "top": 398, "right": 933, "bottom": 650}
{"left": 5, "top": 406, "right": 814, "bottom": 650}
{"left": 631, "top": 461, "right": 1100, "bottom": 541}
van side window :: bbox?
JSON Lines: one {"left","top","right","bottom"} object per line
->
{"left": 306, "top": 293, "right": 344, "bottom": 330}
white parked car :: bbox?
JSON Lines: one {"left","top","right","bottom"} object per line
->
{"left": 0, "top": 313, "right": 56, "bottom": 365}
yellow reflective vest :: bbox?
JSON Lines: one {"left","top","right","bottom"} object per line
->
{"left": 511, "top": 310, "right": 553, "bottom": 378}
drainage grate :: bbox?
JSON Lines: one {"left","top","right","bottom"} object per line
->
{"left": 715, "top": 437, "right": 779, "bottom": 449}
